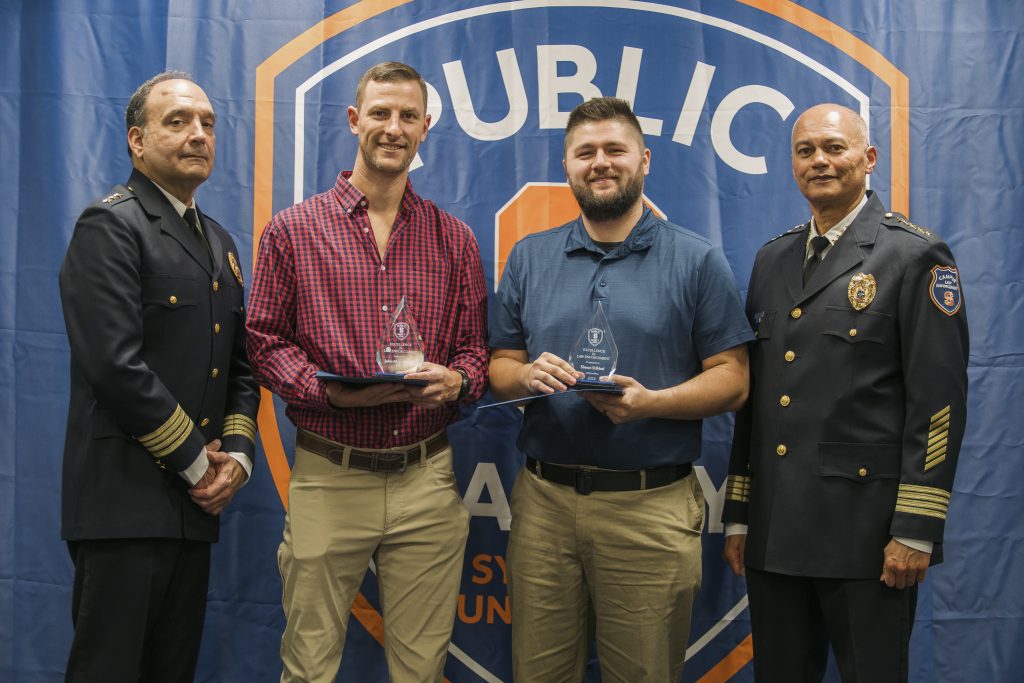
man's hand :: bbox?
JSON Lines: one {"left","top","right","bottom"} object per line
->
{"left": 191, "top": 439, "right": 222, "bottom": 489}
{"left": 189, "top": 450, "right": 248, "bottom": 516}
{"left": 403, "top": 362, "right": 462, "bottom": 408}
{"left": 723, "top": 534, "right": 747, "bottom": 577}
{"left": 582, "top": 375, "right": 654, "bottom": 424}
{"left": 880, "top": 538, "right": 930, "bottom": 589}
{"left": 326, "top": 380, "right": 410, "bottom": 409}
{"left": 522, "top": 351, "right": 581, "bottom": 395}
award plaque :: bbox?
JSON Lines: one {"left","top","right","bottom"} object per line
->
{"left": 375, "top": 295, "right": 425, "bottom": 378}
{"left": 568, "top": 299, "right": 622, "bottom": 392}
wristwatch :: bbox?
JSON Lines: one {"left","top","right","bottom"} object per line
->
{"left": 455, "top": 368, "right": 470, "bottom": 401}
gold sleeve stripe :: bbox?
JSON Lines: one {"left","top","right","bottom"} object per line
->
{"left": 894, "top": 504, "right": 946, "bottom": 520}
{"left": 898, "top": 483, "right": 951, "bottom": 501}
{"left": 929, "top": 414, "right": 951, "bottom": 435}
{"left": 222, "top": 414, "right": 257, "bottom": 442}
{"left": 726, "top": 475, "right": 751, "bottom": 503}
{"left": 925, "top": 405, "right": 951, "bottom": 472}
{"left": 137, "top": 405, "right": 193, "bottom": 458}
{"left": 896, "top": 484, "right": 951, "bottom": 520}
{"left": 925, "top": 450, "right": 946, "bottom": 471}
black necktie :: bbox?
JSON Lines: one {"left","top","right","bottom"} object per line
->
{"left": 803, "top": 235, "right": 831, "bottom": 286}
{"left": 183, "top": 208, "right": 212, "bottom": 264}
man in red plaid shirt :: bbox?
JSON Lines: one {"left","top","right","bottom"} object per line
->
{"left": 247, "top": 62, "right": 488, "bottom": 683}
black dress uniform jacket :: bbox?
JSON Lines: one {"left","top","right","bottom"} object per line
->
{"left": 59, "top": 169, "right": 259, "bottom": 543}
{"left": 723, "top": 191, "right": 969, "bottom": 578}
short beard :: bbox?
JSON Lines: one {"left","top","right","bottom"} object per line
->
{"left": 571, "top": 169, "right": 644, "bottom": 222}
{"left": 360, "top": 142, "right": 412, "bottom": 175}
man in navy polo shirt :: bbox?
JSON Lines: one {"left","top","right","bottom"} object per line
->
{"left": 489, "top": 97, "right": 753, "bottom": 682}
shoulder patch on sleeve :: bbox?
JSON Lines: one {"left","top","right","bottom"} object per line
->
{"left": 883, "top": 211, "right": 933, "bottom": 238}
{"left": 929, "top": 265, "right": 962, "bottom": 315}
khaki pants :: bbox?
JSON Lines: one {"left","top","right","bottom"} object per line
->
{"left": 508, "top": 467, "right": 704, "bottom": 683}
{"left": 279, "top": 438, "right": 470, "bottom": 683}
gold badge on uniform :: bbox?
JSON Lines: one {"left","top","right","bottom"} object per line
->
{"left": 228, "top": 251, "right": 244, "bottom": 286}
{"left": 848, "top": 273, "right": 876, "bottom": 310}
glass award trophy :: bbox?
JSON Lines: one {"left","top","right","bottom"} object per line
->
{"left": 376, "top": 295, "right": 425, "bottom": 377}
{"left": 568, "top": 299, "right": 622, "bottom": 393}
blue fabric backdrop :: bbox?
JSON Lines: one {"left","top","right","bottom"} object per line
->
{"left": 1, "top": 1, "right": 1021, "bottom": 681}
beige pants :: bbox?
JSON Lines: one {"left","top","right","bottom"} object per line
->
{"left": 508, "top": 467, "right": 704, "bottom": 683}
{"left": 279, "top": 439, "right": 470, "bottom": 683}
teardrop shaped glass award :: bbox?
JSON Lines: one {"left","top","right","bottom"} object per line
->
{"left": 375, "top": 295, "right": 425, "bottom": 376}
{"left": 568, "top": 299, "right": 620, "bottom": 390}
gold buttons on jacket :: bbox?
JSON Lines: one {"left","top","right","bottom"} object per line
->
{"left": 200, "top": 418, "right": 210, "bottom": 427}
{"left": 214, "top": 323, "right": 221, "bottom": 334}
{"left": 849, "top": 329, "right": 858, "bottom": 337}
{"left": 168, "top": 295, "right": 178, "bottom": 305}
{"left": 884, "top": 212, "right": 893, "bottom": 219}
{"left": 790, "top": 308, "right": 802, "bottom": 319}
{"left": 212, "top": 280, "right": 220, "bottom": 292}
{"left": 858, "top": 467, "right": 868, "bottom": 477}
{"left": 776, "top": 444, "right": 787, "bottom": 456}
{"left": 784, "top": 350, "right": 795, "bottom": 362}
{"left": 780, "top": 395, "right": 791, "bottom": 407}
{"left": 210, "top": 368, "right": 219, "bottom": 379}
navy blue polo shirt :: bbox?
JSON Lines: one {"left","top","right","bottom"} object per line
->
{"left": 491, "top": 208, "right": 753, "bottom": 469}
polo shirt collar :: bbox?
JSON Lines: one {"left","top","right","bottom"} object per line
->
{"left": 565, "top": 207, "right": 658, "bottom": 256}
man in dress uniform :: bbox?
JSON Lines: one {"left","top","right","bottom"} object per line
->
{"left": 722, "top": 103, "right": 969, "bottom": 682}
{"left": 59, "top": 72, "right": 259, "bottom": 682}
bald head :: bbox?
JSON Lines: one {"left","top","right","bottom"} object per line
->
{"left": 792, "top": 104, "right": 870, "bottom": 149}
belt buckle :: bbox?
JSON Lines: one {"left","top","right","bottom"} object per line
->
{"left": 574, "top": 468, "right": 593, "bottom": 495}
{"left": 371, "top": 450, "right": 410, "bottom": 473}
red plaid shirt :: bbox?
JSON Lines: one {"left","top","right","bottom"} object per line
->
{"left": 247, "top": 171, "right": 488, "bottom": 448}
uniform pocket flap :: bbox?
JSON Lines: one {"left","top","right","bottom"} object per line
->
{"left": 819, "top": 442, "right": 899, "bottom": 482}
{"left": 141, "top": 276, "right": 198, "bottom": 308}
{"left": 823, "top": 306, "right": 893, "bottom": 344}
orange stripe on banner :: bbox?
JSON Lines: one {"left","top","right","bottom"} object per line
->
{"left": 696, "top": 634, "right": 754, "bottom": 683}
{"left": 257, "top": 387, "right": 290, "bottom": 508}
{"left": 737, "top": 0, "right": 911, "bottom": 213}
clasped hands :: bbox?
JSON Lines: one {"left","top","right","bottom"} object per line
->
{"left": 190, "top": 439, "right": 248, "bottom": 516}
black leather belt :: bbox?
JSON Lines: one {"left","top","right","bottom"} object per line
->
{"left": 525, "top": 457, "right": 692, "bottom": 495}
{"left": 297, "top": 429, "right": 449, "bottom": 473}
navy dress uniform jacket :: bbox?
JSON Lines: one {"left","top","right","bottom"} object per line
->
{"left": 723, "top": 191, "right": 969, "bottom": 578}
{"left": 59, "top": 169, "right": 259, "bottom": 543}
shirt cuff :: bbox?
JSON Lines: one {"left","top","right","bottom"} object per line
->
{"left": 179, "top": 446, "right": 210, "bottom": 487}
{"left": 893, "top": 536, "right": 933, "bottom": 554}
{"left": 724, "top": 523, "right": 748, "bottom": 537}
{"left": 227, "top": 451, "right": 253, "bottom": 484}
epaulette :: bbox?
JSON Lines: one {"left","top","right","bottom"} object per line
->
{"left": 99, "top": 186, "right": 135, "bottom": 207}
{"left": 882, "top": 211, "right": 933, "bottom": 238}
{"left": 765, "top": 222, "right": 807, "bottom": 245}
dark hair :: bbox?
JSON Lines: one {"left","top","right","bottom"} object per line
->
{"left": 564, "top": 97, "right": 645, "bottom": 152}
{"left": 124, "top": 71, "right": 195, "bottom": 157}
{"left": 355, "top": 61, "right": 428, "bottom": 111}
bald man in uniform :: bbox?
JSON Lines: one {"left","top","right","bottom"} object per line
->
{"left": 723, "top": 104, "right": 969, "bottom": 682}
